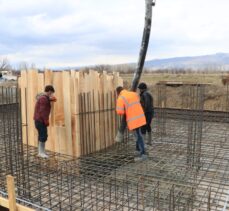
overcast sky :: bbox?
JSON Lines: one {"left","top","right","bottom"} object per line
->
{"left": 0, "top": 0, "right": 229, "bottom": 68}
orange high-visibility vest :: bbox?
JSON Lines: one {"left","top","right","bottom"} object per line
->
{"left": 116, "top": 90, "right": 146, "bottom": 130}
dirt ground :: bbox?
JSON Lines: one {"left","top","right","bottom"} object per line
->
{"left": 121, "top": 72, "right": 229, "bottom": 111}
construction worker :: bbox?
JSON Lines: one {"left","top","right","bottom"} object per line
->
{"left": 115, "top": 86, "right": 147, "bottom": 161}
{"left": 138, "top": 82, "right": 154, "bottom": 145}
{"left": 34, "top": 85, "right": 57, "bottom": 158}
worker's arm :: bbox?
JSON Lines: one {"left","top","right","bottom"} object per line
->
{"left": 116, "top": 97, "right": 125, "bottom": 115}
{"left": 115, "top": 97, "right": 126, "bottom": 143}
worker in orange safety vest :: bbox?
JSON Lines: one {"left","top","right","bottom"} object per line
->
{"left": 115, "top": 86, "right": 147, "bottom": 161}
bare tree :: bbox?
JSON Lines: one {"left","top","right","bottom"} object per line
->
{"left": 0, "top": 58, "right": 11, "bottom": 72}
{"left": 18, "top": 62, "right": 29, "bottom": 71}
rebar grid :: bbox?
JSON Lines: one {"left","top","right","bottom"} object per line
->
{"left": 1, "top": 85, "right": 229, "bottom": 210}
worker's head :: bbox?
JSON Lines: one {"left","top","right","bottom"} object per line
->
{"left": 138, "top": 82, "right": 147, "bottom": 93}
{"left": 116, "top": 86, "right": 123, "bottom": 96}
{"left": 44, "top": 85, "right": 55, "bottom": 97}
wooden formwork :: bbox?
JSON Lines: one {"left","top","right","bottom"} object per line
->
{"left": 18, "top": 69, "right": 123, "bottom": 157}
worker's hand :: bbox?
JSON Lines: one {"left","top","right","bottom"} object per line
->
{"left": 50, "top": 96, "right": 57, "bottom": 102}
{"left": 115, "top": 131, "right": 124, "bottom": 143}
{"left": 44, "top": 119, "right": 49, "bottom": 127}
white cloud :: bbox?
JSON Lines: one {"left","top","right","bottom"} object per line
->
{"left": 0, "top": 0, "right": 229, "bottom": 67}
{"left": 148, "top": 0, "right": 229, "bottom": 58}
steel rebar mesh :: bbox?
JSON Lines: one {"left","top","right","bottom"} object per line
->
{"left": 1, "top": 85, "right": 229, "bottom": 210}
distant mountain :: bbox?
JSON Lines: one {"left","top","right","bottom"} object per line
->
{"left": 52, "top": 53, "right": 229, "bottom": 71}
{"left": 144, "top": 53, "right": 229, "bottom": 70}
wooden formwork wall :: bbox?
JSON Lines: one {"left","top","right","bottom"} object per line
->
{"left": 18, "top": 69, "right": 123, "bottom": 157}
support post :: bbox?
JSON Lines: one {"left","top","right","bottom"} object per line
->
{"left": 6, "top": 175, "right": 16, "bottom": 211}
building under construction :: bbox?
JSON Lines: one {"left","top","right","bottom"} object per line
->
{"left": 1, "top": 76, "right": 229, "bottom": 211}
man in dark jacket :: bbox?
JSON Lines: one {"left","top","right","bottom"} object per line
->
{"left": 138, "top": 82, "right": 154, "bottom": 145}
{"left": 34, "top": 85, "right": 56, "bottom": 158}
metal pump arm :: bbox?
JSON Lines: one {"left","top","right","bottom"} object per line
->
{"left": 118, "top": 0, "right": 155, "bottom": 134}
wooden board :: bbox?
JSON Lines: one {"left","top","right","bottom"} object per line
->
{"left": 20, "top": 71, "right": 28, "bottom": 144}
{"left": 62, "top": 71, "right": 73, "bottom": 156}
{"left": 0, "top": 197, "right": 35, "bottom": 211}
{"left": 26, "top": 69, "right": 38, "bottom": 147}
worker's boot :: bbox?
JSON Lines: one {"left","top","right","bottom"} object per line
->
{"left": 38, "top": 141, "right": 49, "bottom": 159}
{"left": 147, "top": 132, "right": 152, "bottom": 146}
{"left": 38, "top": 141, "right": 41, "bottom": 156}
{"left": 115, "top": 131, "right": 124, "bottom": 143}
{"left": 134, "top": 154, "right": 148, "bottom": 162}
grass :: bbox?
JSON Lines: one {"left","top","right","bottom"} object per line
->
{"left": 121, "top": 72, "right": 227, "bottom": 86}
{"left": 121, "top": 72, "right": 229, "bottom": 111}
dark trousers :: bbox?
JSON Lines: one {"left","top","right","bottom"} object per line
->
{"left": 135, "top": 127, "right": 145, "bottom": 155}
{"left": 141, "top": 112, "right": 153, "bottom": 134}
{"left": 35, "top": 121, "right": 48, "bottom": 142}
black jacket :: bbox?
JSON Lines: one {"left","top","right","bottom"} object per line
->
{"left": 140, "top": 91, "right": 154, "bottom": 114}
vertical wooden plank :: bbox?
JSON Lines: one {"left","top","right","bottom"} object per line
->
{"left": 110, "top": 91, "right": 115, "bottom": 145}
{"left": 52, "top": 72, "right": 64, "bottom": 153}
{"left": 79, "top": 93, "right": 84, "bottom": 155}
{"left": 44, "top": 69, "right": 53, "bottom": 85}
{"left": 91, "top": 90, "right": 96, "bottom": 152}
{"left": 53, "top": 72, "right": 64, "bottom": 124}
{"left": 85, "top": 73, "right": 89, "bottom": 154}
{"left": 99, "top": 72, "right": 105, "bottom": 150}
{"left": 103, "top": 71, "right": 109, "bottom": 148}
{"left": 73, "top": 73, "right": 81, "bottom": 157}
{"left": 87, "top": 92, "right": 91, "bottom": 153}
{"left": 88, "top": 70, "right": 97, "bottom": 152}
{"left": 56, "top": 126, "right": 67, "bottom": 154}
{"left": 79, "top": 71, "right": 86, "bottom": 93}
{"left": 37, "top": 73, "right": 44, "bottom": 93}
{"left": 62, "top": 71, "right": 73, "bottom": 156}
{"left": 112, "top": 73, "right": 118, "bottom": 141}
{"left": 83, "top": 93, "right": 87, "bottom": 155}
{"left": 70, "top": 70, "right": 76, "bottom": 156}
{"left": 70, "top": 70, "right": 78, "bottom": 157}
{"left": 107, "top": 75, "right": 113, "bottom": 147}
{"left": 93, "top": 72, "right": 101, "bottom": 152}
{"left": 81, "top": 93, "right": 86, "bottom": 155}
{"left": 6, "top": 175, "right": 16, "bottom": 211}
{"left": 19, "top": 71, "right": 28, "bottom": 145}
{"left": 27, "top": 69, "right": 38, "bottom": 147}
